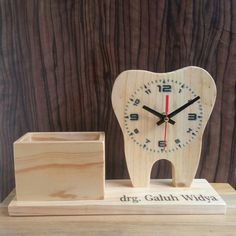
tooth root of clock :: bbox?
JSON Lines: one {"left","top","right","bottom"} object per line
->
{"left": 171, "top": 164, "right": 195, "bottom": 187}
{"left": 170, "top": 154, "right": 200, "bottom": 187}
{"left": 126, "top": 159, "right": 153, "bottom": 187}
{"left": 127, "top": 164, "right": 196, "bottom": 188}
{"left": 125, "top": 151, "right": 199, "bottom": 188}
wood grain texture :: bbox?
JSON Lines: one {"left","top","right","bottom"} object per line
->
{"left": 1, "top": 184, "right": 236, "bottom": 236}
{"left": 8, "top": 179, "right": 226, "bottom": 216}
{"left": 0, "top": 0, "right": 236, "bottom": 201}
{"left": 14, "top": 132, "right": 105, "bottom": 201}
{"left": 111, "top": 67, "right": 216, "bottom": 187}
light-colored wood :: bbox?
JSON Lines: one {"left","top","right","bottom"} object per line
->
{"left": 111, "top": 67, "right": 216, "bottom": 187}
{"left": 13, "top": 132, "right": 105, "bottom": 201}
{"left": 210, "top": 183, "right": 236, "bottom": 195}
{"left": 8, "top": 179, "right": 226, "bottom": 216}
{"left": 1, "top": 183, "right": 236, "bottom": 236}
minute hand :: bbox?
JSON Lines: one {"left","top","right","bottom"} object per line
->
{"left": 157, "top": 96, "right": 200, "bottom": 126}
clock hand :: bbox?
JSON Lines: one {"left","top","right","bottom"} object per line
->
{"left": 142, "top": 105, "right": 175, "bottom": 125}
{"left": 163, "top": 95, "right": 169, "bottom": 149}
{"left": 157, "top": 96, "right": 200, "bottom": 126}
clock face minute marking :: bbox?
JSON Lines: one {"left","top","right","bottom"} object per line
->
{"left": 124, "top": 79, "right": 203, "bottom": 153}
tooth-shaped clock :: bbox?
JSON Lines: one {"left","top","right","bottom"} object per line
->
{"left": 111, "top": 66, "right": 216, "bottom": 187}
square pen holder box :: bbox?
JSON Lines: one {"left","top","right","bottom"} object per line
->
{"left": 13, "top": 132, "right": 105, "bottom": 201}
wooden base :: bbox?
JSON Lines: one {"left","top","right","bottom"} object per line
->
{"left": 8, "top": 179, "right": 226, "bottom": 216}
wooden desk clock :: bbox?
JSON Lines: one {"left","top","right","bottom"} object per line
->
{"left": 8, "top": 67, "right": 226, "bottom": 216}
{"left": 111, "top": 66, "right": 215, "bottom": 188}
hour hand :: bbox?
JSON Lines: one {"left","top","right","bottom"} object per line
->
{"left": 142, "top": 105, "right": 175, "bottom": 125}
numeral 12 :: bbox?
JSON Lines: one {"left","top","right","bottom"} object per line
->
{"left": 157, "top": 85, "right": 172, "bottom": 92}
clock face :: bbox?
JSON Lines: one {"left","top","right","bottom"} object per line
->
{"left": 124, "top": 78, "right": 203, "bottom": 153}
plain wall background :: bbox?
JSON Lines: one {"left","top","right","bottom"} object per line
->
{"left": 0, "top": 0, "right": 235, "bottom": 201}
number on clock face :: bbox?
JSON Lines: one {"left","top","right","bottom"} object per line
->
{"left": 124, "top": 79, "right": 203, "bottom": 153}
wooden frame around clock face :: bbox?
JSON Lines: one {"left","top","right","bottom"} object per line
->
{"left": 111, "top": 67, "right": 216, "bottom": 188}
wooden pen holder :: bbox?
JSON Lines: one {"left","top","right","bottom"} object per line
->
{"left": 13, "top": 132, "right": 105, "bottom": 201}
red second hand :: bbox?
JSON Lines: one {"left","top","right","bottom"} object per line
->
{"left": 163, "top": 95, "right": 169, "bottom": 149}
